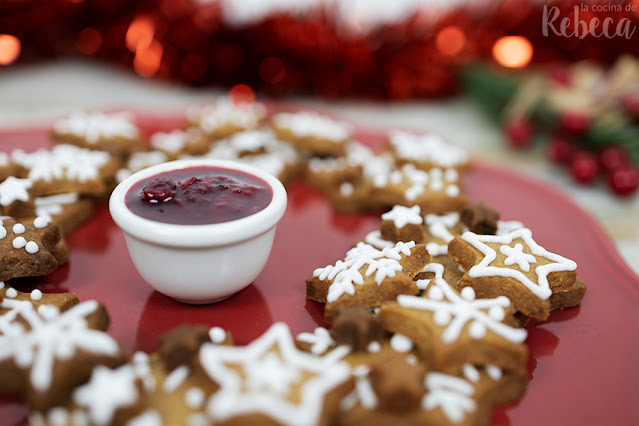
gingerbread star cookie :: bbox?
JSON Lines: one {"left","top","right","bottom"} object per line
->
{"left": 448, "top": 227, "right": 583, "bottom": 320}
{"left": 307, "top": 241, "right": 430, "bottom": 321}
{"left": 387, "top": 129, "right": 470, "bottom": 171}
{"left": 379, "top": 262, "right": 528, "bottom": 373}
{"left": 0, "top": 216, "right": 62, "bottom": 281}
{"left": 197, "top": 322, "right": 353, "bottom": 426}
{"left": 185, "top": 99, "right": 266, "bottom": 141}
{"left": 51, "top": 111, "right": 145, "bottom": 157}
{"left": 271, "top": 111, "right": 352, "bottom": 157}
{"left": 11, "top": 145, "right": 120, "bottom": 198}
{"left": 0, "top": 298, "right": 129, "bottom": 412}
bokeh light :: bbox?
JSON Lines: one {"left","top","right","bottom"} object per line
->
{"left": 0, "top": 35, "right": 21, "bottom": 66}
{"left": 259, "top": 57, "right": 286, "bottom": 84}
{"left": 436, "top": 26, "right": 466, "bottom": 56}
{"left": 126, "top": 16, "right": 155, "bottom": 53}
{"left": 76, "top": 28, "right": 103, "bottom": 55}
{"left": 492, "top": 36, "right": 533, "bottom": 68}
{"left": 134, "top": 39, "right": 163, "bottom": 77}
{"left": 228, "top": 84, "right": 255, "bottom": 108}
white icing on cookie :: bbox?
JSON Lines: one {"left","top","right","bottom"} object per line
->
{"left": 461, "top": 228, "right": 577, "bottom": 300}
{"left": 397, "top": 263, "right": 527, "bottom": 344}
{"left": 34, "top": 193, "right": 79, "bottom": 222}
{"left": 30, "top": 289, "right": 43, "bottom": 301}
{"left": 340, "top": 365, "right": 377, "bottom": 411}
{"left": 296, "top": 327, "right": 335, "bottom": 355}
{"left": 185, "top": 387, "right": 205, "bottom": 409}
{"left": 198, "top": 129, "right": 300, "bottom": 178}
{"left": 313, "top": 241, "right": 416, "bottom": 303}
{"left": 12, "top": 223, "right": 25, "bottom": 234}
{"left": 363, "top": 230, "right": 394, "bottom": 250}
{"left": 423, "top": 372, "right": 476, "bottom": 422}
{"left": 186, "top": 99, "right": 265, "bottom": 133}
{"left": 0, "top": 176, "right": 33, "bottom": 206}
{"left": 53, "top": 111, "right": 139, "bottom": 143}
{"left": 208, "top": 326, "right": 227, "bottom": 344}
{"left": 73, "top": 364, "right": 140, "bottom": 426}
{"left": 150, "top": 129, "right": 189, "bottom": 154}
{"left": 0, "top": 299, "right": 121, "bottom": 392}
{"left": 13, "top": 145, "right": 111, "bottom": 183}
{"left": 424, "top": 212, "right": 462, "bottom": 256}
{"left": 199, "top": 322, "right": 351, "bottom": 426}
{"left": 390, "top": 333, "right": 413, "bottom": 353}
{"left": 388, "top": 130, "right": 469, "bottom": 168}
{"left": 163, "top": 365, "right": 189, "bottom": 393}
{"left": 273, "top": 112, "right": 351, "bottom": 141}
{"left": 381, "top": 205, "right": 422, "bottom": 228}
{"left": 6, "top": 287, "right": 17, "bottom": 298}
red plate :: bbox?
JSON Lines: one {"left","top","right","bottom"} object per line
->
{"left": 1, "top": 112, "right": 639, "bottom": 426}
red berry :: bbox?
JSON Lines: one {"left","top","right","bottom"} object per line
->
{"left": 559, "top": 111, "right": 590, "bottom": 135}
{"left": 599, "top": 146, "right": 629, "bottom": 172}
{"left": 503, "top": 118, "right": 534, "bottom": 148}
{"left": 570, "top": 151, "right": 599, "bottom": 184}
{"left": 607, "top": 166, "right": 639, "bottom": 196}
{"left": 141, "top": 178, "right": 176, "bottom": 202}
{"left": 621, "top": 90, "right": 639, "bottom": 121}
{"left": 547, "top": 135, "right": 574, "bottom": 164}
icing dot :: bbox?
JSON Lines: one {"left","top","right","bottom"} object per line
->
{"left": 26, "top": 241, "right": 39, "bottom": 254}
{"left": 12, "top": 236, "right": 27, "bottom": 249}
{"left": 390, "top": 333, "right": 413, "bottom": 353}
{"left": 486, "top": 365, "right": 503, "bottom": 380}
{"left": 468, "top": 321, "right": 486, "bottom": 339}
{"left": 6, "top": 287, "right": 18, "bottom": 298}
{"left": 461, "top": 287, "right": 476, "bottom": 301}
{"left": 12, "top": 223, "right": 25, "bottom": 234}
{"left": 416, "top": 279, "right": 430, "bottom": 291}
{"left": 489, "top": 306, "right": 505, "bottom": 321}
{"left": 463, "top": 364, "right": 480, "bottom": 383}
{"left": 430, "top": 180, "right": 444, "bottom": 191}
{"left": 185, "top": 387, "right": 205, "bottom": 408}
{"left": 0, "top": 281, "right": 4, "bottom": 290}
{"left": 0, "top": 227, "right": 6, "bottom": 239}
{"left": 33, "top": 217, "right": 48, "bottom": 228}
{"left": 444, "top": 169, "right": 459, "bottom": 182}
{"left": 339, "top": 182, "right": 354, "bottom": 196}
{"left": 430, "top": 168, "right": 443, "bottom": 179}
{"left": 445, "top": 185, "right": 460, "bottom": 197}
{"left": 209, "top": 326, "right": 226, "bottom": 344}
{"left": 434, "top": 310, "right": 451, "bottom": 326}
{"left": 406, "top": 354, "right": 419, "bottom": 365}
{"left": 428, "top": 286, "right": 444, "bottom": 301}
{"left": 367, "top": 341, "right": 381, "bottom": 353}
{"left": 30, "top": 289, "right": 43, "bottom": 301}
{"left": 48, "top": 407, "right": 69, "bottom": 426}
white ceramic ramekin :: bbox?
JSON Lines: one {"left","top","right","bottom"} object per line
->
{"left": 109, "top": 159, "right": 287, "bottom": 304}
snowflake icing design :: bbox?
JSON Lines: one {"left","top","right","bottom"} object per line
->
{"left": 422, "top": 372, "right": 476, "bottom": 423}
{"left": 461, "top": 228, "right": 577, "bottom": 300}
{"left": 424, "top": 212, "right": 461, "bottom": 256}
{"left": 313, "top": 241, "right": 416, "bottom": 303}
{"left": 0, "top": 299, "right": 121, "bottom": 392}
{"left": 199, "top": 322, "right": 351, "bottom": 426}
{"left": 400, "top": 263, "right": 527, "bottom": 344}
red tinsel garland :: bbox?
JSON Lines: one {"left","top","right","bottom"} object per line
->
{"left": 0, "top": 0, "right": 637, "bottom": 99}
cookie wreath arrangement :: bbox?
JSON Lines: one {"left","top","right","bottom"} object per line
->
{"left": 0, "top": 98, "right": 586, "bottom": 426}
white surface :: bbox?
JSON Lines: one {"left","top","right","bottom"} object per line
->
{"left": 1, "top": 60, "right": 638, "bottom": 276}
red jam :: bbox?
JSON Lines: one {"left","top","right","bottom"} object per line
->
{"left": 125, "top": 166, "right": 273, "bottom": 225}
